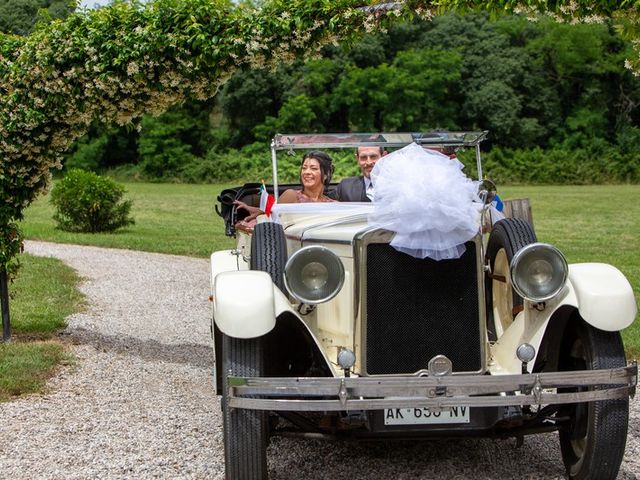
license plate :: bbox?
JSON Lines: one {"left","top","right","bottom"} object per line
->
{"left": 384, "top": 406, "right": 471, "bottom": 425}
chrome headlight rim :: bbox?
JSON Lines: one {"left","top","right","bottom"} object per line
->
{"left": 284, "top": 245, "right": 345, "bottom": 305}
{"left": 510, "top": 242, "right": 568, "bottom": 302}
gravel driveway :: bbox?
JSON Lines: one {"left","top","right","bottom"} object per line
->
{"left": 0, "top": 240, "right": 637, "bottom": 479}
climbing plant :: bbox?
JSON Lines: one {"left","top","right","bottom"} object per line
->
{"left": 1, "top": 0, "right": 639, "bottom": 276}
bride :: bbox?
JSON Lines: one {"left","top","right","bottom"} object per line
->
{"left": 234, "top": 151, "right": 335, "bottom": 224}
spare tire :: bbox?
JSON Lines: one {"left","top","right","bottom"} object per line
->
{"left": 485, "top": 218, "right": 537, "bottom": 341}
{"left": 250, "top": 222, "right": 287, "bottom": 293}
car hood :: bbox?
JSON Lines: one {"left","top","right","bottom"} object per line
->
{"left": 272, "top": 202, "right": 374, "bottom": 246}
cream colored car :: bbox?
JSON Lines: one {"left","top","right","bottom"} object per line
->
{"left": 211, "top": 132, "right": 637, "bottom": 480}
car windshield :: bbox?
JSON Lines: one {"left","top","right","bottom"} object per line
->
{"left": 269, "top": 131, "right": 488, "bottom": 198}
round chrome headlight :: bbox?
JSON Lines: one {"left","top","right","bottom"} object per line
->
{"left": 284, "top": 246, "right": 345, "bottom": 304}
{"left": 510, "top": 243, "right": 568, "bottom": 302}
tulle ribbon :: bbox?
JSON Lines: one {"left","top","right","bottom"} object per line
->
{"left": 369, "top": 143, "right": 482, "bottom": 260}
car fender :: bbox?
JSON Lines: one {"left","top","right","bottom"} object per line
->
{"left": 213, "top": 270, "right": 290, "bottom": 339}
{"left": 491, "top": 263, "right": 636, "bottom": 374}
{"left": 564, "top": 263, "right": 637, "bottom": 331}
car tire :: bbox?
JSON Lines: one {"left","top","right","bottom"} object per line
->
{"left": 558, "top": 319, "right": 628, "bottom": 480}
{"left": 251, "top": 221, "right": 287, "bottom": 292}
{"left": 485, "top": 218, "right": 537, "bottom": 341}
{"left": 222, "top": 334, "right": 268, "bottom": 480}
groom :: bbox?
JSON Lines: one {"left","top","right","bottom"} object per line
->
{"left": 331, "top": 146, "right": 387, "bottom": 202}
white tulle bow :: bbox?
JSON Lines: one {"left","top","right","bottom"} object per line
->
{"left": 369, "top": 143, "right": 482, "bottom": 260}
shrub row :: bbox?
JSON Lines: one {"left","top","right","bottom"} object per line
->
{"left": 101, "top": 142, "right": 639, "bottom": 185}
{"left": 458, "top": 145, "right": 640, "bottom": 185}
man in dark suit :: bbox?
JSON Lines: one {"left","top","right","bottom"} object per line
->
{"left": 331, "top": 146, "right": 387, "bottom": 202}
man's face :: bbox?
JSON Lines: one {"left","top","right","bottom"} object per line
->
{"left": 357, "top": 147, "right": 382, "bottom": 178}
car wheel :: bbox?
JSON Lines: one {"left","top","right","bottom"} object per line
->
{"left": 251, "top": 222, "right": 287, "bottom": 292}
{"left": 222, "top": 334, "right": 268, "bottom": 480}
{"left": 485, "top": 218, "right": 537, "bottom": 340}
{"left": 558, "top": 319, "right": 628, "bottom": 480}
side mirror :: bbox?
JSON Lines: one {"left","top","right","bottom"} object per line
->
{"left": 478, "top": 179, "right": 497, "bottom": 206}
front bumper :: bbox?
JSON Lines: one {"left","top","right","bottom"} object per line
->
{"left": 227, "top": 363, "right": 637, "bottom": 411}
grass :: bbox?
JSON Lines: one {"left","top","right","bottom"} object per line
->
{"left": 0, "top": 253, "right": 83, "bottom": 401}
{"left": 0, "top": 342, "right": 72, "bottom": 402}
{"left": 11, "top": 254, "right": 85, "bottom": 335}
{"left": 19, "top": 182, "right": 640, "bottom": 355}
{"left": 22, "top": 182, "right": 237, "bottom": 257}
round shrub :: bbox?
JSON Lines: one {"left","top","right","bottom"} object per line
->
{"left": 50, "top": 169, "right": 135, "bottom": 233}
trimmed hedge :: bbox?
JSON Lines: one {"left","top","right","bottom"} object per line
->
{"left": 457, "top": 145, "right": 639, "bottom": 185}
{"left": 114, "top": 143, "right": 638, "bottom": 185}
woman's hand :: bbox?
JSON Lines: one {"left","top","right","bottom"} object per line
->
{"left": 233, "top": 200, "right": 263, "bottom": 222}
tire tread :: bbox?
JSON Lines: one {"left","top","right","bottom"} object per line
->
{"left": 559, "top": 321, "right": 628, "bottom": 480}
{"left": 251, "top": 222, "right": 286, "bottom": 292}
{"left": 223, "top": 335, "right": 268, "bottom": 480}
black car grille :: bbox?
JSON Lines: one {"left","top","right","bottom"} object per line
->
{"left": 365, "top": 241, "right": 481, "bottom": 375}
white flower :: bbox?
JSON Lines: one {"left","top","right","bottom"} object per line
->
{"left": 127, "top": 62, "right": 140, "bottom": 76}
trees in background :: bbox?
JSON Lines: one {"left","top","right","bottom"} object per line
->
{"left": 0, "top": 3, "right": 636, "bottom": 184}
{"left": 0, "top": 0, "right": 73, "bottom": 35}
{"left": 62, "top": 12, "right": 639, "bottom": 184}
{"left": 0, "top": 0, "right": 640, "bottom": 182}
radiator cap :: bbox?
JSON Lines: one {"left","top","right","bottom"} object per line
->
{"left": 428, "top": 355, "right": 452, "bottom": 376}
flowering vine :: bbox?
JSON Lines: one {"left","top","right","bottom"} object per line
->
{"left": 0, "top": 0, "right": 638, "bottom": 275}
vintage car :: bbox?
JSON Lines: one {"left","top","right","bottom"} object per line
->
{"left": 211, "top": 132, "right": 637, "bottom": 480}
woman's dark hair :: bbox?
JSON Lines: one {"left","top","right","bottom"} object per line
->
{"left": 301, "top": 150, "right": 334, "bottom": 187}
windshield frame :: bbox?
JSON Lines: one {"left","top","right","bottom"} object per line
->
{"left": 269, "top": 131, "right": 489, "bottom": 199}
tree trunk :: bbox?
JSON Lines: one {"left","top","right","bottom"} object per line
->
{"left": 1, "top": 268, "right": 10, "bottom": 342}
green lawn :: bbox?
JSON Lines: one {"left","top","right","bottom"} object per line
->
{"left": 0, "top": 254, "right": 82, "bottom": 401}
{"left": 10, "top": 254, "right": 85, "bottom": 335}
{"left": 20, "top": 182, "right": 640, "bottom": 355}
{"left": 499, "top": 185, "right": 638, "bottom": 292}
{"left": 22, "top": 182, "right": 237, "bottom": 257}
{"left": 0, "top": 341, "right": 72, "bottom": 402}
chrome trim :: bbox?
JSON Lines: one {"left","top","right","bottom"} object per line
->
{"left": 429, "top": 354, "right": 453, "bottom": 376}
{"left": 352, "top": 226, "right": 387, "bottom": 371}
{"left": 474, "top": 234, "right": 488, "bottom": 371}
{"left": 476, "top": 143, "right": 483, "bottom": 181}
{"left": 353, "top": 227, "right": 393, "bottom": 341}
{"left": 283, "top": 246, "right": 346, "bottom": 304}
{"left": 227, "top": 363, "right": 637, "bottom": 411}
{"left": 286, "top": 236, "right": 353, "bottom": 246}
{"left": 510, "top": 243, "right": 569, "bottom": 302}
{"left": 354, "top": 230, "right": 487, "bottom": 376}
{"left": 273, "top": 131, "right": 490, "bottom": 151}
{"left": 270, "top": 140, "right": 279, "bottom": 199}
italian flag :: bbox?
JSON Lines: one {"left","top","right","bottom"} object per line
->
{"left": 259, "top": 182, "right": 275, "bottom": 217}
